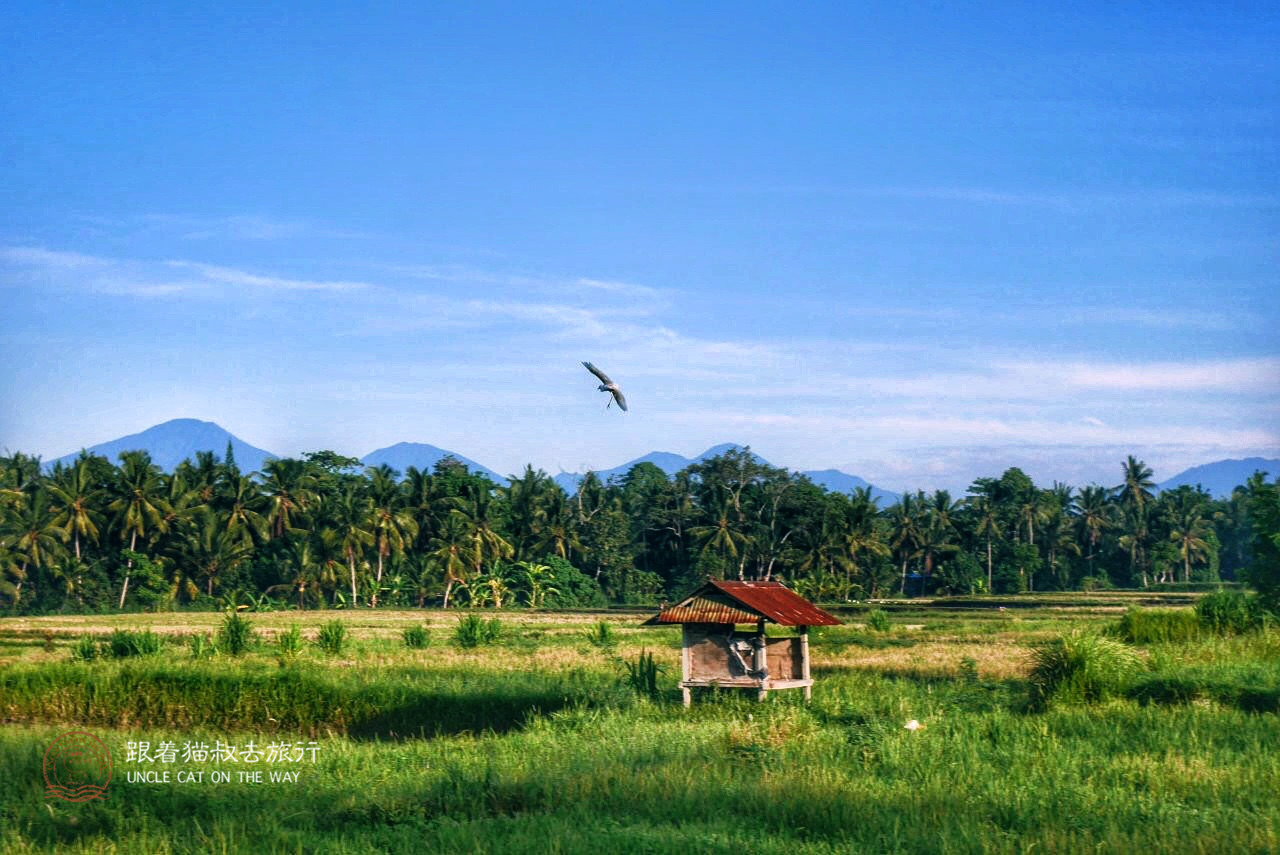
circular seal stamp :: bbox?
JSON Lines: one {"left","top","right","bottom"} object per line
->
{"left": 44, "top": 731, "right": 112, "bottom": 802}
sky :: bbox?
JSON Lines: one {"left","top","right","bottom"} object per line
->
{"left": 1, "top": 2, "right": 1277, "bottom": 493}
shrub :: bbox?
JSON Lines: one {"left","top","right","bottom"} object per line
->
{"left": 316, "top": 620, "right": 348, "bottom": 655}
{"left": 217, "top": 613, "right": 256, "bottom": 656}
{"left": 454, "top": 614, "right": 502, "bottom": 648}
{"left": 105, "top": 629, "right": 163, "bottom": 658}
{"left": 1114, "top": 607, "right": 1200, "bottom": 644}
{"left": 276, "top": 624, "right": 303, "bottom": 663}
{"left": 623, "top": 649, "right": 666, "bottom": 700}
{"left": 866, "top": 608, "right": 891, "bottom": 633}
{"left": 1196, "top": 590, "right": 1262, "bottom": 635}
{"left": 402, "top": 625, "right": 430, "bottom": 649}
{"left": 70, "top": 636, "right": 98, "bottom": 662}
{"left": 1028, "top": 631, "right": 1143, "bottom": 707}
{"left": 584, "top": 620, "right": 616, "bottom": 649}
{"left": 188, "top": 633, "right": 217, "bottom": 659}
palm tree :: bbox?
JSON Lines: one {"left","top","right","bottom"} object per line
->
{"left": 170, "top": 507, "right": 254, "bottom": 600}
{"left": 428, "top": 513, "right": 476, "bottom": 608}
{"left": 534, "top": 490, "right": 583, "bottom": 561}
{"left": 109, "top": 451, "right": 169, "bottom": 608}
{"left": 1075, "top": 485, "right": 1113, "bottom": 580}
{"left": 332, "top": 486, "right": 373, "bottom": 606}
{"left": 690, "top": 486, "right": 749, "bottom": 578}
{"left": 459, "top": 483, "right": 514, "bottom": 581}
{"left": 47, "top": 456, "right": 104, "bottom": 561}
{"left": 221, "top": 474, "right": 269, "bottom": 549}
{"left": 966, "top": 495, "right": 1001, "bottom": 594}
{"left": 403, "top": 467, "right": 462, "bottom": 551}
{"left": 1167, "top": 493, "right": 1215, "bottom": 583}
{"left": 888, "top": 492, "right": 923, "bottom": 595}
{"left": 8, "top": 490, "right": 65, "bottom": 606}
{"left": 260, "top": 458, "right": 318, "bottom": 540}
{"left": 366, "top": 465, "right": 417, "bottom": 608}
{"left": 1116, "top": 456, "right": 1157, "bottom": 586}
{"left": 503, "top": 465, "right": 553, "bottom": 561}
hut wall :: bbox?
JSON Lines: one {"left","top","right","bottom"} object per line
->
{"left": 765, "top": 637, "right": 803, "bottom": 681}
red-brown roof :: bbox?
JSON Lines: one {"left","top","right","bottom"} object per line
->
{"left": 644, "top": 580, "right": 841, "bottom": 626}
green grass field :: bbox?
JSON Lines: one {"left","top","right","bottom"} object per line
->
{"left": 1, "top": 597, "right": 1277, "bottom": 853}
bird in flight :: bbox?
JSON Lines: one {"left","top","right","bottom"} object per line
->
{"left": 582, "top": 361, "right": 628, "bottom": 411}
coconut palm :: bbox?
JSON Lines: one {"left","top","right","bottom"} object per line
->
{"left": 109, "top": 451, "right": 169, "bottom": 608}
{"left": 1075, "top": 485, "right": 1114, "bottom": 580}
{"left": 221, "top": 474, "right": 269, "bottom": 549}
{"left": 47, "top": 456, "right": 104, "bottom": 561}
{"left": 1167, "top": 492, "right": 1215, "bottom": 582}
{"left": 366, "top": 465, "right": 417, "bottom": 608}
{"left": 169, "top": 506, "right": 253, "bottom": 599}
{"left": 888, "top": 492, "right": 924, "bottom": 595}
{"left": 332, "top": 485, "right": 374, "bottom": 606}
{"left": 459, "top": 482, "right": 514, "bottom": 580}
{"left": 965, "top": 495, "right": 1002, "bottom": 594}
{"left": 690, "top": 486, "right": 749, "bottom": 578}
{"left": 428, "top": 512, "right": 477, "bottom": 608}
{"left": 260, "top": 458, "right": 318, "bottom": 540}
{"left": 7, "top": 490, "right": 65, "bottom": 606}
{"left": 503, "top": 465, "right": 553, "bottom": 561}
{"left": 1116, "top": 456, "right": 1157, "bottom": 586}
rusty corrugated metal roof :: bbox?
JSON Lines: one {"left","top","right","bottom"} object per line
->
{"left": 644, "top": 580, "right": 842, "bottom": 626}
{"left": 644, "top": 595, "right": 760, "bottom": 625}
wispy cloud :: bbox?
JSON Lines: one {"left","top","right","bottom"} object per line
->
{"left": 163, "top": 261, "right": 370, "bottom": 293}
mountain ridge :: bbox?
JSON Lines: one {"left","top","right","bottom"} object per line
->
{"left": 38, "top": 418, "right": 1273, "bottom": 500}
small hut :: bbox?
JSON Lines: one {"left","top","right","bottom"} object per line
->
{"left": 644, "top": 580, "right": 841, "bottom": 705}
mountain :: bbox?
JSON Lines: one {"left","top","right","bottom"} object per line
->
{"left": 552, "top": 443, "right": 898, "bottom": 504}
{"left": 552, "top": 444, "right": 759, "bottom": 492}
{"left": 1158, "top": 457, "right": 1279, "bottom": 498}
{"left": 800, "top": 469, "right": 899, "bottom": 506}
{"left": 47, "top": 418, "right": 277, "bottom": 473}
{"left": 360, "top": 442, "right": 504, "bottom": 483}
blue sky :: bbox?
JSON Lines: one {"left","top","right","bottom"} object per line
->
{"left": 2, "top": 2, "right": 1277, "bottom": 493}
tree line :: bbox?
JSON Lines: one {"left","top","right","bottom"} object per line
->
{"left": 1, "top": 444, "right": 1277, "bottom": 614}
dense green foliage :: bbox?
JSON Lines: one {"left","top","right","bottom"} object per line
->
{"left": 2, "top": 445, "right": 1277, "bottom": 613}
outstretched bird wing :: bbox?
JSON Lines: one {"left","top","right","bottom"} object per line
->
{"left": 582, "top": 361, "right": 613, "bottom": 385}
{"left": 611, "top": 389, "right": 628, "bottom": 411}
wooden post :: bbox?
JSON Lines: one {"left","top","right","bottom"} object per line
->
{"left": 800, "top": 625, "right": 811, "bottom": 701}
{"left": 681, "top": 626, "right": 692, "bottom": 707}
{"left": 755, "top": 619, "right": 768, "bottom": 702}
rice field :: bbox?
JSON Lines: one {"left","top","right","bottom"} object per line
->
{"left": 1, "top": 597, "right": 1277, "bottom": 853}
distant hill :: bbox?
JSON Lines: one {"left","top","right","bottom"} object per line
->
{"left": 360, "top": 442, "right": 504, "bottom": 483}
{"left": 553, "top": 443, "right": 898, "bottom": 503}
{"left": 800, "top": 469, "right": 899, "bottom": 506}
{"left": 1158, "top": 457, "right": 1279, "bottom": 498}
{"left": 47, "top": 418, "right": 277, "bottom": 473}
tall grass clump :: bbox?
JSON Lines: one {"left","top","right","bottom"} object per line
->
{"left": 70, "top": 636, "right": 98, "bottom": 662}
{"left": 584, "top": 620, "right": 616, "bottom": 649}
{"left": 1114, "top": 607, "right": 1200, "bottom": 644}
{"left": 402, "top": 625, "right": 430, "bottom": 649}
{"left": 316, "top": 620, "right": 348, "bottom": 655}
{"left": 623, "top": 649, "right": 665, "bottom": 700}
{"left": 105, "top": 629, "right": 163, "bottom": 658}
{"left": 276, "top": 624, "right": 303, "bottom": 663}
{"left": 1196, "top": 590, "right": 1265, "bottom": 635}
{"left": 866, "top": 608, "right": 891, "bottom": 633}
{"left": 188, "top": 633, "right": 216, "bottom": 659}
{"left": 454, "top": 614, "right": 502, "bottom": 648}
{"left": 1029, "top": 631, "right": 1143, "bottom": 708}
{"left": 217, "top": 612, "right": 256, "bottom": 656}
